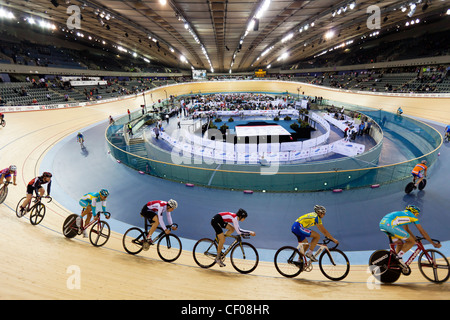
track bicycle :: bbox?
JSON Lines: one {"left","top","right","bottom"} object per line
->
{"left": 274, "top": 237, "right": 350, "bottom": 281}
{"left": 62, "top": 212, "right": 111, "bottom": 247}
{"left": 0, "top": 118, "right": 5, "bottom": 127}
{"left": 405, "top": 178, "right": 426, "bottom": 194}
{"left": 122, "top": 219, "right": 182, "bottom": 263}
{"left": 369, "top": 233, "right": 450, "bottom": 284}
{"left": 16, "top": 195, "right": 52, "bottom": 225}
{"left": 192, "top": 234, "right": 259, "bottom": 274}
{"left": 0, "top": 181, "right": 11, "bottom": 204}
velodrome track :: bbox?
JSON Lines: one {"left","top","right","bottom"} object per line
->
{"left": 1, "top": 81, "right": 449, "bottom": 301}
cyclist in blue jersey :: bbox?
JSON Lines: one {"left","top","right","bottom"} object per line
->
{"left": 379, "top": 205, "right": 441, "bottom": 269}
{"left": 76, "top": 132, "right": 84, "bottom": 145}
{"left": 76, "top": 189, "right": 110, "bottom": 237}
{"left": 445, "top": 125, "right": 450, "bottom": 140}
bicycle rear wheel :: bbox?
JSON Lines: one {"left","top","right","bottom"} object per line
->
{"left": 29, "top": 203, "right": 45, "bottom": 225}
{"left": 192, "top": 238, "right": 217, "bottom": 269}
{"left": 157, "top": 233, "right": 182, "bottom": 262}
{"left": 0, "top": 186, "right": 8, "bottom": 204}
{"left": 230, "top": 242, "right": 259, "bottom": 274}
{"left": 319, "top": 248, "right": 350, "bottom": 281}
{"left": 89, "top": 221, "right": 111, "bottom": 247}
{"left": 418, "top": 249, "right": 450, "bottom": 283}
{"left": 274, "top": 246, "right": 303, "bottom": 278}
{"left": 62, "top": 214, "right": 79, "bottom": 238}
{"left": 368, "top": 250, "right": 401, "bottom": 284}
{"left": 16, "top": 197, "right": 27, "bottom": 218}
{"left": 122, "top": 227, "right": 145, "bottom": 255}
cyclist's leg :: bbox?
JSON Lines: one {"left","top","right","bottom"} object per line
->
{"left": 140, "top": 206, "right": 158, "bottom": 240}
{"left": 20, "top": 185, "right": 35, "bottom": 210}
{"left": 292, "top": 222, "right": 312, "bottom": 257}
{"left": 211, "top": 214, "right": 228, "bottom": 265}
{"left": 414, "top": 172, "right": 423, "bottom": 187}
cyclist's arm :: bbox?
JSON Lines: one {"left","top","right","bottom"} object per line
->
{"left": 317, "top": 224, "right": 338, "bottom": 243}
{"left": 157, "top": 205, "right": 168, "bottom": 231}
{"left": 230, "top": 217, "right": 251, "bottom": 235}
{"left": 415, "top": 224, "right": 441, "bottom": 248}
{"left": 47, "top": 181, "right": 51, "bottom": 196}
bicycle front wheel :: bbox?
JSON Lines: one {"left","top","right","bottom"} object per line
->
{"left": 0, "top": 186, "right": 8, "bottom": 204}
{"left": 418, "top": 249, "right": 450, "bottom": 283}
{"left": 90, "top": 221, "right": 111, "bottom": 247}
{"left": 157, "top": 233, "right": 182, "bottom": 262}
{"left": 192, "top": 238, "right": 217, "bottom": 269}
{"left": 122, "top": 227, "right": 145, "bottom": 255}
{"left": 274, "top": 246, "right": 304, "bottom": 278}
{"left": 319, "top": 248, "right": 350, "bottom": 281}
{"left": 230, "top": 242, "right": 259, "bottom": 274}
{"left": 29, "top": 203, "right": 46, "bottom": 225}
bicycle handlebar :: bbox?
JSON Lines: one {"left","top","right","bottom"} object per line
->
{"left": 416, "top": 236, "right": 440, "bottom": 244}
{"left": 322, "top": 237, "right": 339, "bottom": 249}
{"left": 98, "top": 211, "right": 111, "bottom": 218}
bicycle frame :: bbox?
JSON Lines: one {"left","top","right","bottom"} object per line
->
{"left": 206, "top": 234, "right": 245, "bottom": 259}
{"left": 385, "top": 237, "right": 433, "bottom": 269}
{"left": 79, "top": 212, "right": 109, "bottom": 232}
{"left": 297, "top": 238, "right": 338, "bottom": 264}
{"left": 142, "top": 217, "right": 177, "bottom": 242}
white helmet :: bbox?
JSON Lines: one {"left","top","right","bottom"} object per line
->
{"left": 9, "top": 165, "right": 17, "bottom": 172}
{"left": 167, "top": 199, "right": 178, "bottom": 209}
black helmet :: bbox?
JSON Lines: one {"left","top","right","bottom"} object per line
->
{"left": 42, "top": 172, "right": 52, "bottom": 178}
{"left": 236, "top": 208, "right": 248, "bottom": 219}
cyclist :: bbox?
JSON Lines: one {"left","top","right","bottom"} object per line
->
{"left": 379, "top": 205, "right": 441, "bottom": 270}
{"left": 411, "top": 160, "right": 427, "bottom": 188}
{"left": 0, "top": 165, "right": 17, "bottom": 186}
{"left": 397, "top": 107, "right": 403, "bottom": 115}
{"left": 76, "top": 189, "right": 110, "bottom": 237}
{"left": 445, "top": 124, "right": 450, "bottom": 141}
{"left": 210, "top": 208, "right": 256, "bottom": 267}
{"left": 76, "top": 132, "right": 84, "bottom": 145}
{"left": 291, "top": 205, "right": 339, "bottom": 262}
{"left": 140, "top": 199, "right": 178, "bottom": 250}
{"left": 19, "top": 172, "right": 52, "bottom": 216}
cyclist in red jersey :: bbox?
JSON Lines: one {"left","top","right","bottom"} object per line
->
{"left": 210, "top": 209, "right": 256, "bottom": 267}
{"left": 140, "top": 199, "right": 178, "bottom": 250}
{"left": 0, "top": 165, "right": 17, "bottom": 186}
{"left": 19, "top": 172, "right": 52, "bottom": 216}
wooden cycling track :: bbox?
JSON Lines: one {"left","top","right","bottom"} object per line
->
{"left": 1, "top": 81, "right": 449, "bottom": 300}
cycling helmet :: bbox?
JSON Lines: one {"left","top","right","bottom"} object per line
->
{"left": 236, "top": 208, "right": 248, "bottom": 219}
{"left": 421, "top": 160, "right": 427, "bottom": 165}
{"left": 99, "top": 189, "right": 109, "bottom": 197}
{"left": 42, "top": 172, "right": 52, "bottom": 178}
{"left": 405, "top": 205, "right": 420, "bottom": 216}
{"left": 314, "top": 205, "right": 326, "bottom": 215}
{"left": 9, "top": 165, "right": 17, "bottom": 172}
{"left": 167, "top": 199, "right": 178, "bottom": 209}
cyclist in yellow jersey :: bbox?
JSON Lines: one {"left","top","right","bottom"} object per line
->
{"left": 291, "top": 205, "right": 339, "bottom": 261}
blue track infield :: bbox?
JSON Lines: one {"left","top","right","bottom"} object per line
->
{"left": 42, "top": 119, "right": 450, "bottom": 265}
